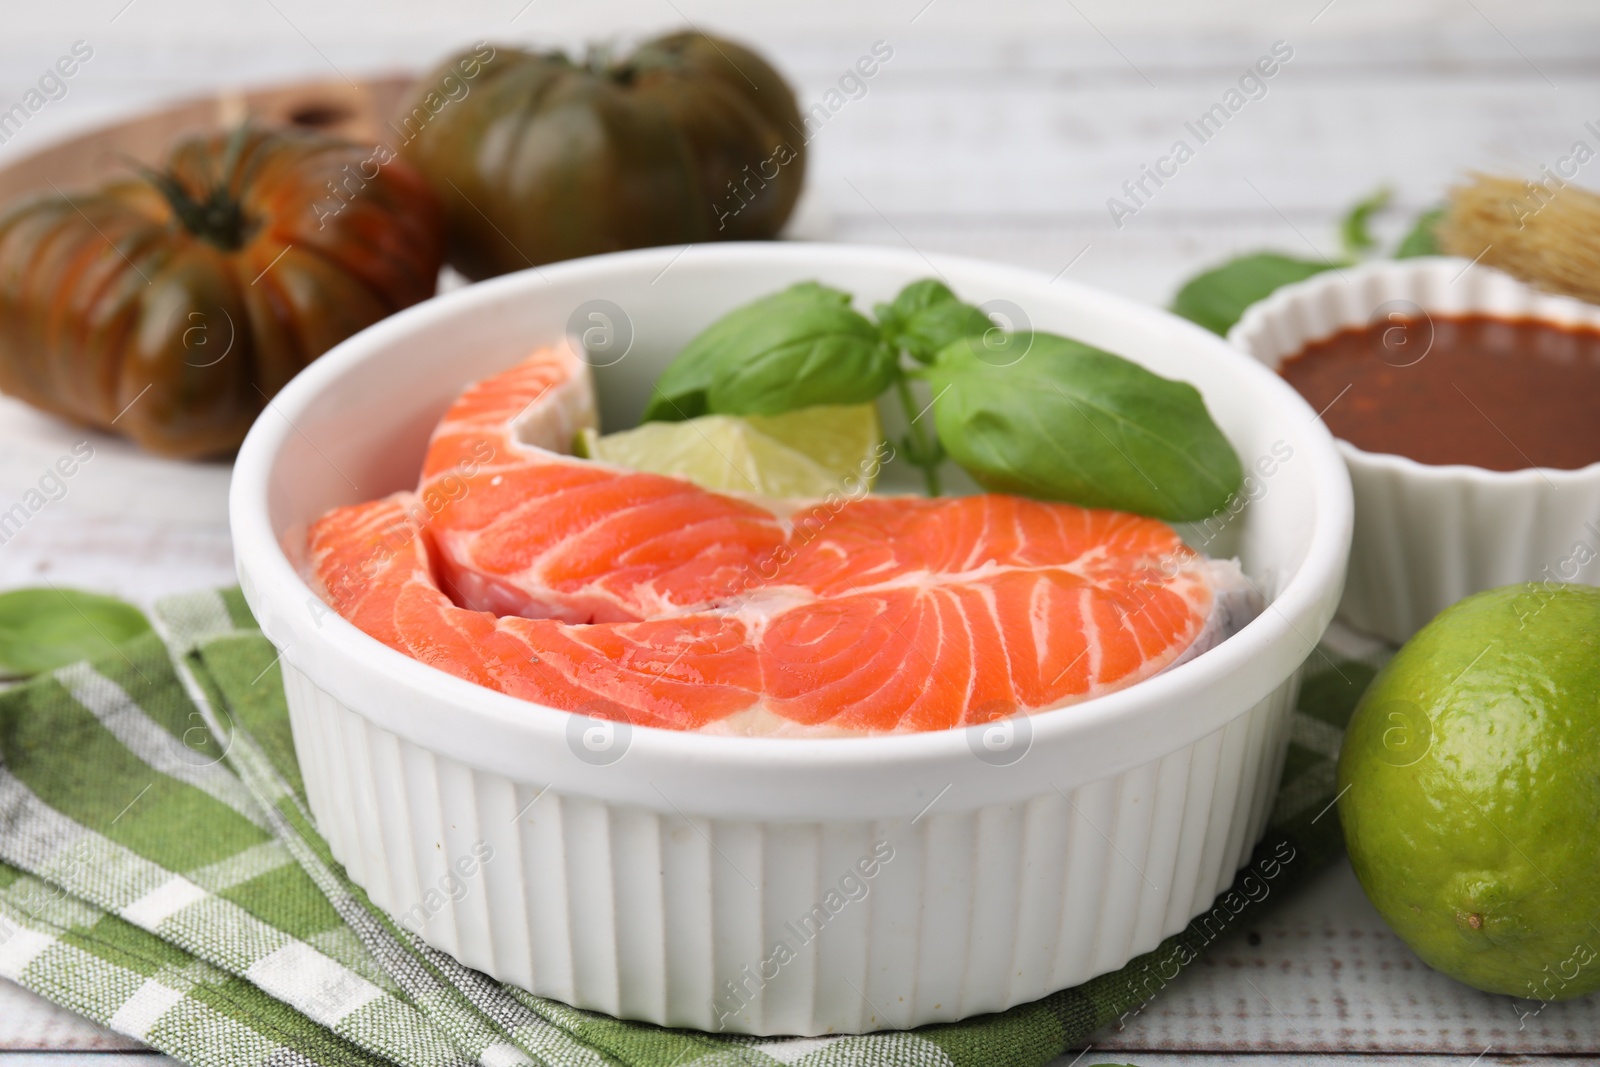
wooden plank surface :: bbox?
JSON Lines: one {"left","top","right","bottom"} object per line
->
{"left": 1095, "top": 859, "right": 1598, "bottom": 1056}
{"left": 1, "top": 0, "right": 1597, "bottom": 1060}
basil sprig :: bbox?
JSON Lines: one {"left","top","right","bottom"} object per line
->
{"left": 874, "top": 280, "right": 1001, "bottom": 494}
{"left": 874, "top": 279, "right": 994, "bottom": 365}
{"left": 1170, "top": 187, "right": 1449, "bottom": 335}
{"left": 924, "top": 333, "right": 1243, "bottom": 522}
{"left": 1340, "top": 187, "right": 1391, "bottom": 256}
{"left": 1394, "top": 205, "right": 1444, "bottom": 258}
{"left": 641, "top": 282, "right": 894, "bottom": 421}
{"left": 638, "top": 277, "right": 1243, "bottom": 521}
{"left": 1170, "top": 253, "right": 1336, "bottom": 336}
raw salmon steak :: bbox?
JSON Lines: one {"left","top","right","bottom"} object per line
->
{"left": 308, "top": 342, "right": 1255, "bottom": 735}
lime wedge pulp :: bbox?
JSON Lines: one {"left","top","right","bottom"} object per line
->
{"left": 577, "top": 404, "right": 883, "bottom": 498}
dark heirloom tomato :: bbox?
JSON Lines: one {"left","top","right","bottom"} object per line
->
{"left": 398, "top": 33, "right": 806, "bottom": 280}
{"left": 0, "top": 127, "right": 446, "bottom": 458}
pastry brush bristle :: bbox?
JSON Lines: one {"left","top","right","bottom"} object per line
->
{"left": 1438, "top": 173, "right": 1600, "bottom": 306}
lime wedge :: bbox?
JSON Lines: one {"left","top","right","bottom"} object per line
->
{"left": 578, "top": 404, "right": 883, "bottom": 498}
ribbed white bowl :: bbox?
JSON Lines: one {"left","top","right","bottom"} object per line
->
{"left": 232, "top": 243, "right": 1352, "bottom": 1035}
{"left": 1230, "top": 257, "right": 1600, "bottom": 643}
{"left": 283, "top": 665, "right": 1295, "bottom": 1033}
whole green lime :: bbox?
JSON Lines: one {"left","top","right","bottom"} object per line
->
{"left": 1337, "top": 582, "right": 1600, "bottom": 1002}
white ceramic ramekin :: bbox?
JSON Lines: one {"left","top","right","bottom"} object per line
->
{"left": 1230, "top": 257, "right": 1600, "bottom": 644}
{"left": 232, "top": 243, "right": 1351, "bottom": 1036}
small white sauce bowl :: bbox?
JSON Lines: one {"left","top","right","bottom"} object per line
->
{"left": 233, "top": 243, "right": 1350, "bottom": 1035}
{"left": 1230, "top": 256, "right": 1600, "bottom": 643}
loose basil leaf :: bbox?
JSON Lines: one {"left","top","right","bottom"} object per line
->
{"left": 875, "top": 279, "right": 993, "bottom": 364}
{"left": 0, "top": 587, "right": 152, "bottom": 677}
{"left": 1340, "top": 186, "right": 1391, "bottom": 258}
{"left": 926, "top": 333, "right": 1243, "bottom": 521}
{"left": 1395, "top": 205, "right": 1445, "bottom": 258}
{"left": 641, "top": 281, "right": 894, "bottom": 421}
{"left": 1170, "top": 252, "right": 1337, "bottom": 336}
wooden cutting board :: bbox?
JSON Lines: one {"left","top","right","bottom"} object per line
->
{"left": 0, "top": 76, "right": 415, "bottom": 526}
{"left": 0, "top": 75, "right": 412, "bottom": 202}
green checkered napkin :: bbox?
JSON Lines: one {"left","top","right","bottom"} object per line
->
{"left": 0, "top": 588, "right": 1381, "bottom": 1067}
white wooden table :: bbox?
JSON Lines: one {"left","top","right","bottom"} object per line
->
{"left": 2, "top": 1, "right": 1598, "bottom": 1062}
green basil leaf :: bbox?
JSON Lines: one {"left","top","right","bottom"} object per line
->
{"left": 875, "top": 279, "right": 993, "bottom": 364}
{"left": 642, "top": 282, "right": 894, "bottom": 421}
{"left": 926, "top": 333, "right": 1242, "bottom": 521}
{"left": 0, "top": 588, "right": 152, "bottom": 677}
{"left": 1340, "top": 186, "right": 1391, "bottom": 258}
{"left": 1395, "top": 205, "right": 1445, "bottom": 258}
{"left": 1170, "top": 252, "right": 1338, "bottom": 336}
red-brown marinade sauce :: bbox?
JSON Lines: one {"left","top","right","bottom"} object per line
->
{"left": 1277, "top": 314, "right": 1600, "bottom": 471}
